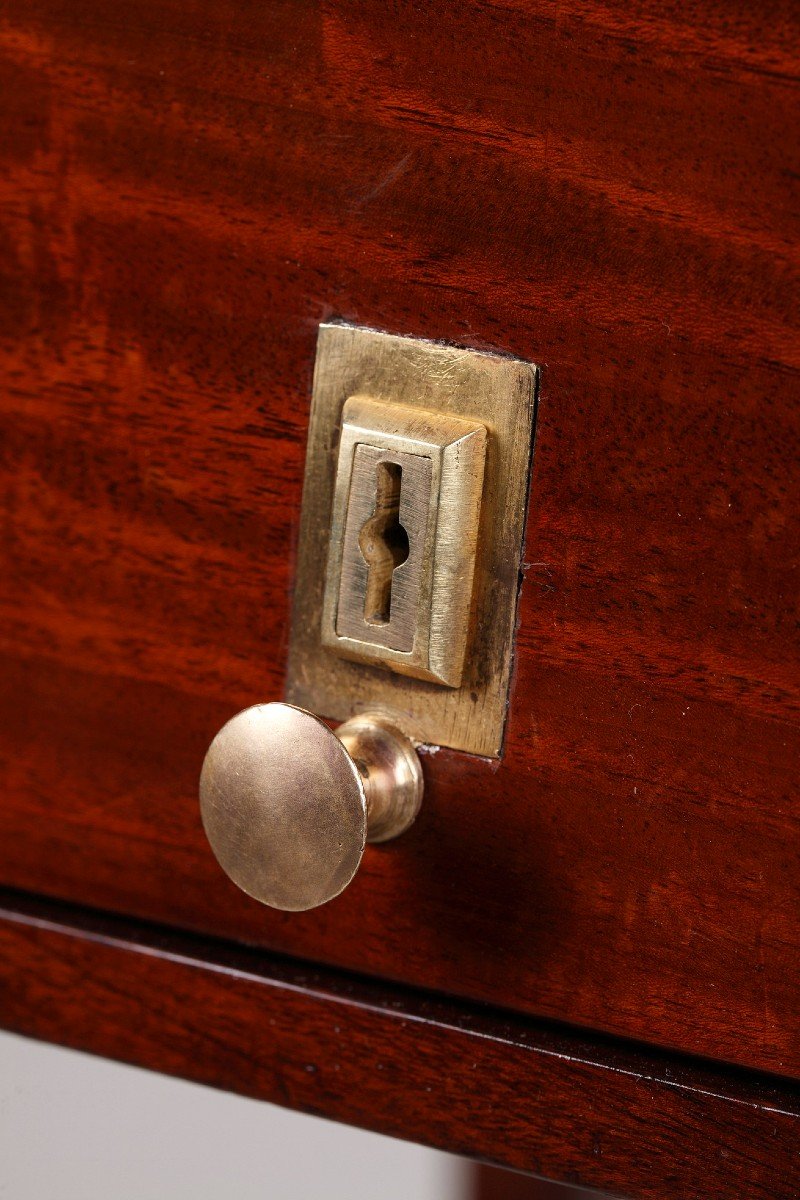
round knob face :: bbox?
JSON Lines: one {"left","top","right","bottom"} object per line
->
{"left": 199, "top": 703, "right": 368, "bottom": 912}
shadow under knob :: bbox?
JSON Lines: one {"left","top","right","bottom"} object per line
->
{"left": 199, "top": 703, "right": 422, "bottom": 912}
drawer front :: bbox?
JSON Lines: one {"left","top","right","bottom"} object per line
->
{"left": 1, "top": 1, "right": 798, "bottom": 1077}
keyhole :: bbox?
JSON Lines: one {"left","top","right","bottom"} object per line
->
{"left": 358, "top": 461, "right": 410, "bottom": 625}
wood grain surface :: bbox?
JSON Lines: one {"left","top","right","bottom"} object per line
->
{"left": 2, "top": 890, "right": 799, "bottom": 1200}
{"left": 472, "top": 1165, "right": 605, "bottom": 1200}
{"left": 0, "top": 0, "right": 798, "bottom": 1080}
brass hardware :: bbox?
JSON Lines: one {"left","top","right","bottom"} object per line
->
{"left": 288, "top": 324, "right": 539, "bottom": 758}
{"left": 322, "top": 395, "right": 487, "bottom": 686}
{"left": 199, "top": 703, "right": 422, "bottom": 911}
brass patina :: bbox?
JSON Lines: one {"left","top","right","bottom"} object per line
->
{"left": 199, "top": 703, "right": 422, "bottom": 911}
{"left": 287, "top": 324, "right": 538, "bottom": 758}
{"left": 323, "top": 395, "right": 487, "bottom": 686}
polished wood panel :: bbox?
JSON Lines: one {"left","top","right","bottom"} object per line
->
{"left": 0, "top": 0, "right": 798, "bottom": 1079}
{"left": 472, "top": 1166, "right": 603, "bottom": 1200}
{"left": 2, "top": 891, "right": 798, "bottom": 1200}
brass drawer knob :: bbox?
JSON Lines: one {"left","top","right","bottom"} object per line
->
{"left": 199, "top": 703, "right": 423, "bottom": 911}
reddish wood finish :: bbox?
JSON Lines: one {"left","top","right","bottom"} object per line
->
{"left": 472, "top": 1166, "right": 603, "bottom": 1200}
{"left": 0, "top": 0, "right": 798, "bottom": 1082}
{"left": 2, "top": 891, "right": 799, "bottom": 1200}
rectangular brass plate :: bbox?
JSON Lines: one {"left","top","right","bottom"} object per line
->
{"left": 286, "top": 324, "right": 539, "bottom": 758}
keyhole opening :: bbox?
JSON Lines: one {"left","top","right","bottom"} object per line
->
{"left": 358, "top": 461, "right": 410, "bottom": 625}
